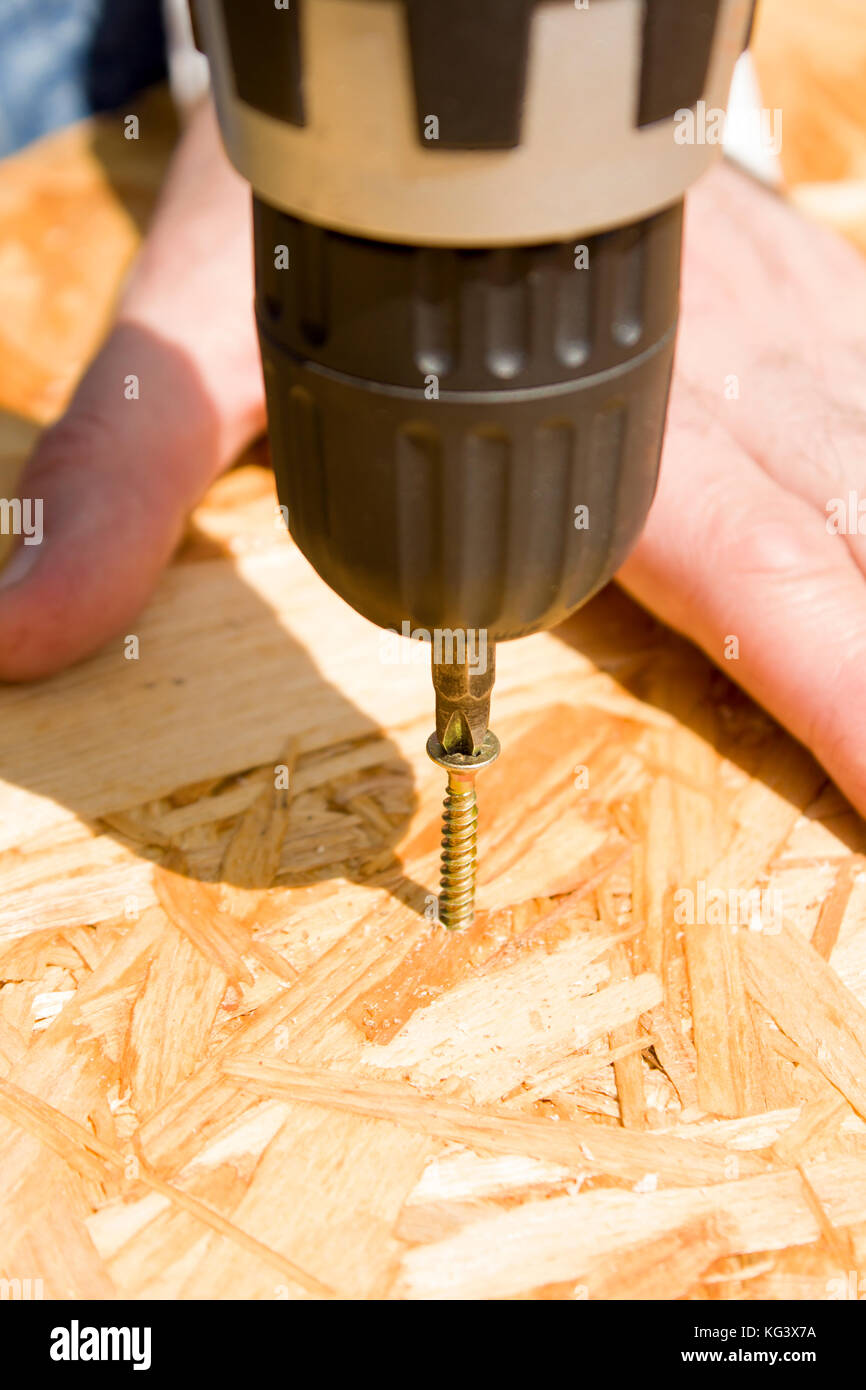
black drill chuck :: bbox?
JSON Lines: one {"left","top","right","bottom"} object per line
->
{"left": 255, "top": 197, "right": 681, "bottom": 643}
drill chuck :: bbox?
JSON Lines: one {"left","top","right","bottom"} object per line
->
{"left": 254, "top": 196, "right": 681, "bottom": 642}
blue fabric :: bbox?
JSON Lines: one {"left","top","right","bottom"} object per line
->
{"left": 0, "top": 0, "right": 167, "bottom": 157}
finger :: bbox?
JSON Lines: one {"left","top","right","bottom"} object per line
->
{"left": 618, "top": 385, "right": 866, "bottom": 816}
{"left": 0, "top": 322, "right": 232, "bottom": 679}
{"left": 0, "top": 98, "right": 265, "bottom": 681}
{"left": 675, "top": 164, "right": 866, "bottom": 557}
{"left": 684, "top": 162, "right": 866, "bottom": 355}
{"left": 119, "top": 98, "right": 265, "bottom": 465}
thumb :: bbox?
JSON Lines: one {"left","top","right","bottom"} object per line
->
{"left": 0, "top": 321, "right": 245, "bottom": 680}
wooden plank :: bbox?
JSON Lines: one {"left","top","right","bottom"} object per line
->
{"left": 1, "top": 0, "right": 866, "bottom": 1299}
{"left": 396, "top": 1158, "right": 866, "bottom": 1300}
{"left": 223, "top": 1060, "right": 773, "bottom": 1188}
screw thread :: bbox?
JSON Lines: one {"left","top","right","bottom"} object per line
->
{"left": 438, "top": 774, "right": 478, "bottom": 930}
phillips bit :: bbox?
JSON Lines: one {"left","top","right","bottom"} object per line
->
{"left": 427, "top": 646, "right": 499, "bottom": 930}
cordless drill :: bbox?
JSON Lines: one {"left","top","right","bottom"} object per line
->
{"left": 192, "top": 0, "right": 754, "bottom": 926}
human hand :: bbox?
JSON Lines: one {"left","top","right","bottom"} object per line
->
{"left": 0, "top": 98, "right": 265, "bottom": 678}
{"left": 619, "top": 159, "right": 866, "bottom": 815}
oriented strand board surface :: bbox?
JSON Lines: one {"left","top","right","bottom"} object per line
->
{"left": 2, "top": 12, "right": 866, "bottom": 1300}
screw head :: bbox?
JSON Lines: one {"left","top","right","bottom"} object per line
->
{"left": 426, "top": 729, "right": 500, "bottom": 774}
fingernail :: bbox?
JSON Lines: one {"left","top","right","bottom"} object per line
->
{"left": 0, "top": 541, "right": 40, "bottom": 591}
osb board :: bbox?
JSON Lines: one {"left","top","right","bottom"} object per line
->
{"left": 2, "top": 13, "right": 866, "bottom": 1301}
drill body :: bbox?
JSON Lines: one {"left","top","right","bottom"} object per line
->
{"left": 193, "top": 0, "right": 753, "bottom": 917}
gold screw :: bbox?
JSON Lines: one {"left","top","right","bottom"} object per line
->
{"left": 426, "top": 731, "right": 500, "bottom": 930}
